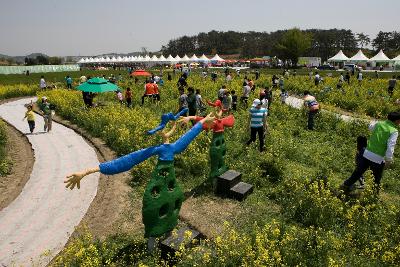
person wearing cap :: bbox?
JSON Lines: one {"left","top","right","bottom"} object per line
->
{"left": 38, "top": 96, "right": 53, "bottom": 132}
{"left": 341, "top": 111, "right": 400, "bottom": 193}
{"left": 246, "top": 99, "right": 268, "bottom": 152}
{"left": 303, "top": 91, "right": 319, "bottom": 130}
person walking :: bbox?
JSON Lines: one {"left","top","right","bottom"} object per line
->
{"left": 65, "top": 75, "right": 73, "bottom": 89}
{"left": 246, "top": 99, "right": 268, "bottom": 152}
{"left": 23, "top": 104, "right": 35, "bottom": 134}
{"left": 125, "top": 87, "right": 132, "bottom": 107}
{"left": 38, "top": 96, "right": 53, "bottom": 132}
{"left": 388, "top": 75, "right": 397, "bottom": 97}
{"left": 187, "top": 87, "right": 197, "bottom": 116}
{"left": 39, "top": 76, "right": 46, "bottom": 89}
{"left": 303, "top": 91, "right": 320, "bottom": 130}
{"left": 241, "top": 81, "right": 251, "bottom": 107}
{"left": 341, "top": 112, "right": 400, "bottom": 193}
{"left": 178, "top": 87, "right": 188, "bottom": 115}
{"left": 195, "top": 89, "right": 206, "bottom": 116}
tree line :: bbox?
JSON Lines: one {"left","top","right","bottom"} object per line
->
{"left": 160, "top": 29, "right": 400, "bottom": 62}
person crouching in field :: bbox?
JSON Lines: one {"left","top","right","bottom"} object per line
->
{"left": 341, "top": 112, "right": 400, "bottom": 193}
{"left": 23, "top": 105, "right": 35, "bottom": 134}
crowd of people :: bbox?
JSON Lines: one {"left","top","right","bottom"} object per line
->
{"left": 32, "top": 68, "right": 400, "bottom": 194}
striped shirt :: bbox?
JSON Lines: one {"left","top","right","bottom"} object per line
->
{"left": 250, "top": 107, "right": 267, "bottom": 128}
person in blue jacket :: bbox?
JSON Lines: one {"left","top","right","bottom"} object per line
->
{"left": 64, "top": 109, "right": 214, "bottom": 249}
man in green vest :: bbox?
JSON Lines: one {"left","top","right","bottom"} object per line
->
{"left": 341, "top": 112, "right": 400, "bottom": 192}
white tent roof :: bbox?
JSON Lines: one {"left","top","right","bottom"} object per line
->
{"left": 110, "top": 56, "right": 117, "bottom": 62}
{"left": 349, "top": 50, "right": 369, "bottom": 62}
{"left": 158, "top": 55, "right": 167, "bottom": 62}
{"left": 87, "top": 58, "right": 94, "bottom": 63}
{"left": 369, "top": 49, "right": 391, "bottom": 62}
{"left": 181, "top": 54, "right": 190, "bottom": 61}
{"left": 199, "top": 54, "right": 210, "bottom": 61}
{"left": 327, "top": 50, "right": 349, "bottom": 62}
{"left": 116, "top": 56, "right": 123, "bottom": 62}
{"left": 98, "top": 57, "right": 105, "bottom": 63}
{"left": 166, "top": 54, "right": 175, "bottom": 62}
{"left": 210, "top": 54, "right": 225, "bottom": 61}
{"left": 174, "top": 55, "right": 182, "bottom": 61}
{"left": 144, "top": 55, "right": 151, "bottom": 61}
{"left": 189, "top": 54, "right": 199, "bottom": 61}
{"left": 393, "top": 54, "right": 400, "bottom": 61}
{"left": 151, "top": 55, "right": 158, "bottom": 61}
{"left": 78, "top": 58, "right": 85, "bottom": 63}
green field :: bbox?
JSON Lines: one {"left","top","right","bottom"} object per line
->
{"left": 1, "top": 71, "right": 400, "bottom": 266}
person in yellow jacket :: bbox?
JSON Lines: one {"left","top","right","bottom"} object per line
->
{"left": 23, "top": 104, "right": 35, "bottom": 133}
{"left": 341, "top": 112, "right": 400, "bottom": 193}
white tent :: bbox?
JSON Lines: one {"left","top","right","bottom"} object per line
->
{"left": 189, "top": 54, "right": 199, "bottom": 61}
{"left": 144, "top": 55, "right": 151, "bottom": 61}
{"left": 174, "top": 55, "right": 182, "bottom": 61}
{"left": 210, "top": 54, "right": 225, "bottom": 61}
{"left": 369, "top": 49, "right": 391, "bottom": 62}
{"left": 349, "top": 50, "right": 369, "bottom": 62}
{"left": 166, "top": 54, "right": 175, "bottom": 62}
{"left": 110, "top": 56, "right": 117, "bottom": 62}
{"left": 87, "top": 58, "right": 94, "bottom": 63}
{"left": 393, "top": 55, "right": 400, "bottom": 61}
{"left": 116, "top": 56, "right": 123, "bottom": 62}
{"left": 158, "top": 55, "right": 167, "bottom": 62}
{"left": 78, "top": 58, "right": 85, "bottom": 63}
{"left": 199, "top": 54, "right": 210, "bottom": 61}
{"left": 137, "top": 56, "right": 144, "bottom": 62}
{"left": 181, "top": 54, "right": 190, "bottom": 61}
{"left": 151, "top": 55, "right": 158, "bottom": 61}
{"left": 98, "top": 57, "right": 106, "bottom": 63}
{"left": 327, "top": 50, "right": 349, "bottom": 62}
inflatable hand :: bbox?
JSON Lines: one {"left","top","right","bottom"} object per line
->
{"left": 147, "top": 108, "right": 188, "bottom": 135}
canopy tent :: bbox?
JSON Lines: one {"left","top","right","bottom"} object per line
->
{"left": 189, "top": 54, "right": 199, "bottom": 61}
{"left": 116, "top": 56, "right": 123, "bottom": 62}
{"left": 166, "top": 55, "right": 175, "bottom": 62}
{"left": 369, "top": 49, "right": 391, "bottom": 62}
{"left": 158, "top": 55, "right": 167, "bottom": 62}
{"left": 174, "top": 55, "right": 182, "bottom": 61}
{"left": 349, "top": 50, "right": 369, "bottom": 62}
{"left": 181, "top": 54, "right": 190, "bottom": 61}
{"left": 131, "top": 70, "right": 151, "bottom": 76}
{"left": 78, "top": 58, "right": 85, "bottom": 63}
{"left": 150, "top": 55, "right": 158, "bottom": 61}
{"left": 199, "top": 54, "right": 210, "bottom": 62}
{"left": 327, "top": 50, "right": 349, "bottom": 62}
{"left": 110, "top": 56, "right": 117, "bottom": 62}
{"left": 144, "top": 55, "right": 151, "bottom": 61}
{"left": 210, "top": 54, "right": 225, "bottom": 61}
{"left": 393, "top": 55, "right": 400, "bottom": 61}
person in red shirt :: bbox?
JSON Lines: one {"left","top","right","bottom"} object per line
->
{"left": 125, "top": 87, "right": 132, "bottom": 107}
{"left": 181, "top": 99, "right": 235, "bottom": 181}
{"left": 142, "top": 80, "right": 155, "bottom": 105}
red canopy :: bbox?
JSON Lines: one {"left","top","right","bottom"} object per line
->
{"left": 131, "top": 70, "right": 151, "bottom": 76}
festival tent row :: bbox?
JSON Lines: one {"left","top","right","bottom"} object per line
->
{"left": 328, "top": 49, "right": 398, "bottom": 63}
{"left": 77, "top": 54, "right": 225, "bottom": 64}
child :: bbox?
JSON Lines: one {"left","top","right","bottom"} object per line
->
{"left": 23, "top": 105, "right": 35, "bottom": 133}
{"left": 280, "top": 89, "right": 288, "bottom": 104}
{"left": 231, "top": 90, "right": 238, "bottom": 111}
{"left": 355, "top": 136, "right": 367, "bottom": 189}
{"left": 116, "top": 90, "right": 123, "bottom": 104}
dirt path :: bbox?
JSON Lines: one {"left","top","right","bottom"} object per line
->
{"left": 0, "top": 119, "right": 34, "bottom": 211}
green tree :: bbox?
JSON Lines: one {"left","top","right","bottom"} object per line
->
{"left": 275, "top": 28, "right": 312, "bottom": 66}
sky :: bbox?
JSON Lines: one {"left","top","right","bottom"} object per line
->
{"left": 1, "top": 0, "right": 399, "bottom": 56}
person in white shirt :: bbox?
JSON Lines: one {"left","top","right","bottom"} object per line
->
{"left": 79, "top": 75, "right": 87, "bottom": 84}
{"left": 40, "top": 76, "right": 46, "bottom": 89}
{"left": 341, "top": 112, "right": 400, "bottom": 193}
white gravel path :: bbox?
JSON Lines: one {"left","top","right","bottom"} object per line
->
{"left": 0, "top": 97, "right": 99, "bottom": 266}
{"left": 284, "top": 95, "right": 376, "bottom": 125}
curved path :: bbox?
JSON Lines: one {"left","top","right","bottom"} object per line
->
{"left": 0, "top": 98, "right": 99, "bottom": 266}
{"left": 285, "top": 95, "right": 376, "bottom": 124}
